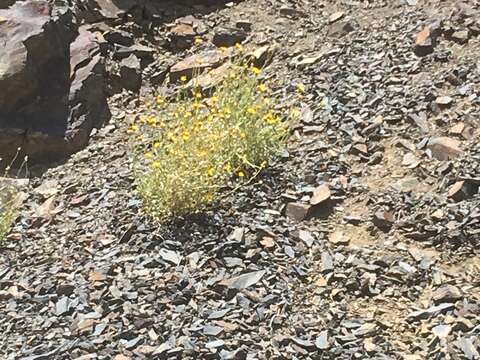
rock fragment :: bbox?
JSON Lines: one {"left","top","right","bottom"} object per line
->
{"left": 432, "top": 285, "right": 462, "bottom": 303}
{"left": 329, "top": 11, "right": 345, "bottom": 24}
{"left": 170, "top": 50, "right": 229, "bottom": 81}
{"left": 373, "top": 210, "right": 395, "bottom": 231}
{"left": 451, "top": 30, "right": 469, "bottom": 44}
{"left": 212, "top": 27, "right": 248, "bottom": 47}
{"left": 286, "top": 202, "right": 310, "bottom": 222}
{"left": 447, "top": 180, "right": 478, "bottom": 202}
{"left": 427, "top": 137, "right": 462, "bottom": 160}
{"left": 310, "top": 184, "right": 331, "bottom": 206}
{"left": 414, "top": 22, "right": 442, "bottom": 56}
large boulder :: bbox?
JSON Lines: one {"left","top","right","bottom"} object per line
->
{"left": 76, "top": 0, "right": 141, "bottom": 23}
{"left": 0, "top": 1, "right": 109, "bottom": 162}
{"left": 0, "top": 0, "right": 16, "bottom": 9}
{"left": 68, "top": 26, "right": 110, "bottom": 151}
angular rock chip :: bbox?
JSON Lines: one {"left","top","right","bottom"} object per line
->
{"left": 310, "top": 184, "right": 331, "bottom": 206}
{"left": 212, "top": 27, "right": 247, "bottom": 47}
{"left": 448, "top": 180, "right": 478, "bottom": 202}
{"left": 329, "top": 231, "right": 350, "bottom": 245}
{"left": 159, "top": 248, "right": 182, "bottom": 266}
{"left": 427, "top": 137, "right": 462, "bottom": 161}
{"left": 432, "top": 324, "right": 451, "bottom": 339}
{"left": 432, "top": 285, "right": 462, "bottom": 304}
{"left": 286, "top": 202, "right": 310, "bottom": 222}
{"left": 223, "top": 270, "right": 266, "bottom": 290}
{"left": 170, "top": 50, "right": 230, "bottom": 81}
{"left": 455, "top": 337, "right": 480, "bottom": 359}
{"left": 414, "top": 22, "right": 441, "bottom": 56}
{"left": 315, "top": 330, "right": 329, "bottom": 349}
{"left": 329, "top": 11, "right": 345, "bottom": 23}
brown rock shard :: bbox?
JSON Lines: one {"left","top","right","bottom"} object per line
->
{"left": 432, "top": 285, "right": 462, "bottom": 304}
{"left": 310, "top": 185, "right": 331, "bottom": 206}
{"left": 427, "top": 137, "right": 462, "bottom": 161}
{"left": 448, "top": 180, "right": 478, "bottom": 202}
{"left": 170, "top": 49, "right": 230, "bottom": 82}
{"left": 414, "top": 21, "right": 442, "bottom": 56}
{"left": 286, "top": 202, "right": 311, "bottom": 222}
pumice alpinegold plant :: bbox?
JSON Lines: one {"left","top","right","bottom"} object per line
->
{"left": 130, "top": 61, "right": 290, "bottom": 220}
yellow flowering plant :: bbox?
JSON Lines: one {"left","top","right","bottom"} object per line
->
{"left": 0, "top": 151, "right": 27, "bottom": 241}
{"left": 131, "top": 61, "right": 290, "bottom": 220}
{"left": 0, "top": 190, "right": 17, "bottom": 241}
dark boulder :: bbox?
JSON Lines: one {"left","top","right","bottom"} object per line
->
{"left": 119, "top": 54, "right": 142, "bottom": 92}
{"left": 212, "top": 26, "right": 248, "bottom": 47}
{"left": 68, "top": 26, "right": 111, "bottom": 151}
{"left": 0, "top": 1, "right": 109, "bottom": 162}
{"left": 0, "top": 0, "right": 16, "bottom": 9}
{"left": 76, "top": 0, "right": 141, "bottom": 23}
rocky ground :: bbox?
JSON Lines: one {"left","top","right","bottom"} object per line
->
{"left": 1, "top": 0, "right": 480, "bottom": 359}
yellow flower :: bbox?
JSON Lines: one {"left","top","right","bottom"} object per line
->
{"left": 182, "top": 132, "right": 190, "bottom": 141}
{"left": 238, "top": 171, "right": 245, "bottom": 178}
{"left": 251, "top": 67, "right": 261, "bottom": 75}
{"left": 147, "top": 117, "right": 157, "bottom": 126}
{"left": 235, "top": 42, "right": 243, "bottom": 50}
{"left": 240, "top": 131, "right": 246, "bottom": 139}
{"left": 223, "top": 163, "right": 232, "bottom": 173}
{"left": 261, "top": 160, "right": 268, "bottom": 168}
{"left": 219, "top": 46, "right": 228, "bottom": 53}
{"left": 152, "top": 161, "right": 161, "bottom": 169}
{"left": 194, "top": 37, "right": 203, "bottom": 45}
{"left": 144, "top": 151, "right": 153, "bottom": 159}
{"left": 153, "top": 142, "right": 160, "bottom": 149}
{"left": 205, "top": 193, "right": 214, "bottom": 202}
{"left": 207, "top": 167, "right": 215, "bottom": 177}
{"left": 257, "top": 84, "right": 268, "bottom": 93}
{"left": 127, "top": 124, "right": 139, "bottom": 133}
{"left": 297, "top": 83, "right": 305, "bottom": 93}
{"left": 263, "top": 112, "right": 277, "bottom": 124}
{"left": 246, "top": 107, "right": 256, "bottom": 115}
{"left": 180, "top": 75, "right": 188, "bottom": 82}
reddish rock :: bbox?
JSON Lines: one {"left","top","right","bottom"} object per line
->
{"left": 286, "top": 202, "right": 311, "bottom": 222}
{"left": 0, "top": 1, "right": 74, "bottom": 160}
{"left": 170, "top": 50, "right": 230, "bottom": 81}
{"left": 414, "top": 22, "right": 442, "bottom": 56}
{"left": 432, "top": 285, "right": 462, "bottom": 304}
{"left": 0, "top": 2, "right": 109, "bottom": 161}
